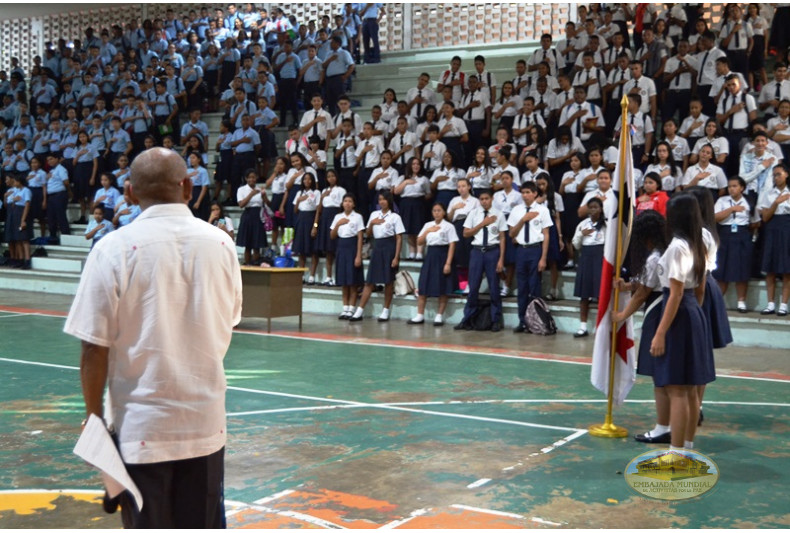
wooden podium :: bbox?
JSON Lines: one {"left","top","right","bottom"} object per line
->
{"left": 240, "top": 267, "right": 307, "bottom": 332}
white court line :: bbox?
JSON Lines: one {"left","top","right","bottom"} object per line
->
{"left": 450, "top": 504, "right": 525, "bottom": 520}
{"left": 223, "top": 498, "right": 345, "bottom": 529}
{"left": 1, "top": 311, "right": 789, "bottom": 382}
{"left": 379, "top": 508, "right": 431, "bottom": 529}
{"left": 0, "top": 313, "right": 26, "bottom": 319}
{"left": 0, "top": 357, "right": 79, "bottom": 371}
{"left": 253, "top": 488, "right": 295, "bottom": 505}
{"left": 466, "top": 478, "right": 491, "bottom": 489}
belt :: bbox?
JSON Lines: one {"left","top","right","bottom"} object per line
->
{"left": 519, "top": 242, "right": 541, "bottom": 248}
{"left": 473, "top": 245, "right": 499, "bottom": 252}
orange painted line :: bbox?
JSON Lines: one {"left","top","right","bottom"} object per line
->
{"left": 0, "top": 305, "right": 67, "bottom": 317}
{"left": 227, "top": 509, "right": 323, "bottom": 529}
{"left": 269, "top": 489, "right": 399, "bottom": 529}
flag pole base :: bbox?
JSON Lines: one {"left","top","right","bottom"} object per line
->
{"left": 588, "top": 422, "right": 628, "bottom": 438}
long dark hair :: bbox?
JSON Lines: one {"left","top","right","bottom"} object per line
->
{"left": 654, "top": 141, "right": 678, "bottom": 179}
{"left": 630, "top": 209, "right": 667, "bottom": 280}
{"left": 535, "top": 173, "right": 557, "bottom": 217}
{"left": 666, "top": 193, "right": 707, "bottom": 285}
{"left": 685, "top": 185, "right": 719, "bottom": 245}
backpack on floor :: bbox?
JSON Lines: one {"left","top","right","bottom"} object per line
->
{"left": 525, "top": 297, "right": 557, "bottom": 335}
{"left": 394, "top": 270, "right": 416, "bottom": 296}
{"left": 470, "top": 301, "right": 502, "bottom": 331}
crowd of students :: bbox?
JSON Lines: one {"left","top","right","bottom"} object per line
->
{"left": 1, "top": 3, "right": 789, "bottom": 332}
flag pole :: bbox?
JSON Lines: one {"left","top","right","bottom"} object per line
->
{"left": 589, "top": 93, "right": 630, "bottom": 438}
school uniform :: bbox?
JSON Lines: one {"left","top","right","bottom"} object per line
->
{"left": 571, "top": 217, "right": 605, "bottom": 299}
{"left": 215, "top": 132, "right": 233, "bottom": 185}
{"left": 26, "top": 169, "right": 47, "bottom": 222}
{"left": 45, "top": 164, "right": 70, "bottom": 237}
{"left": 465, "top": 165, "right": 495, "bottom": 196}
{"left": 333, "top": 133, "right": 358, "bottom": 194}
{"left": 679, "top": 113, "right": 709, "bottom": 151}
{"left": 236, "top": 184, "right": 267, "bottom": 250}
{"left": 107, "top": 128, "right": 131, "bottom": 170}
{"left": 758, "top": 80, "right": 790, "bottom": 120}
{"left": 316, "top": 185, "right": 346, "bottom": 254}
{"left": 508, "top": 201, "right": 552, "bottom": 323}
{"left": 717, "top": 89, "right": 758, "bottom": 176}
{"left": 460, "top": 89, "right": 491, "bottom": 166}
{"left": 354, "top": 137, "right": 384, "bottom": 219}
{"left": 417, "top": 219, "right": 459, "bottom": 297}
{"left": 662, "top": 54, "right": 696, "bottom": 122}
{"left": 758, "top": 186, "right": 790, "bottom": 274}
{"left": 292, "top": 189, "right": 320, "bottom": 256}
{"left": 8, "top": 186, "right": 32, "bottom": 242}
{"left": 492, "top": 95, "right": 522, "bottom": 133}
{"left": 572, "top": 66, "right": 606, "bottom": 107}
{"left": 93, "top": 186, "right": 120, "bottom": 223}
{"left": 230, "top": 126, "right": 261, "bottom": 201}
{"left": 366, "top": 210, "right": 405, "bottom": 284}
{"left": 679, "top": 162, "right": 727, "bottom": 197}
{"left": 559, "top": 100, "right": 604, "bottom": 148}
{"left": 614, "top": 111, "right": 653, "bottom": 168}
{"left": 84, "top": 217, "right": 113, "bottom": 248}
{"left": 393, "top": 174, "right": 431, "bottom": 234}
{"left": 268, "top": 172, "right": 288, "bottom": 228}
{"left": 719, "top": 19, "right": 753, "bottom": 77}
{"left": 461, "top": 206, "right": 508, "bottom": 325}
{"left": 331, "top": 211, "right": 365, "bottom": 286}
{"left": 430, "top": 166, "right": 466, "bottom": 208}
{"left": 367, "top": 166, "right": 398, "bottom": 211}
{"left": 542, "top": 192, "right": 564, "bottom": 265}
{"left": 284, "top": 167, "right": 316, "bottom": 228}
{"left": 634, "top": 251, "right": 663, "bottom": 377}
{"left": 113, "top": 197, "right": 142, "bottom": 227}
{"left": 439, "top": 69, "right": 466, "bottom": 103}
{"left": 644, "top": 163, "right": 680, "bottom": 193}
{"left": 388, "top": 130, "right": 418, "bottom": 173}
{"left": 421, "top": 139, "right": 447, "bottom": 175}
{"left": 691, "top": 136, "right": 729, "bottom": 167}
{"left": 188, "top": 167, "right": 211, "bottom": 221}
{"left": 72, "top": 144, "right": 99, "bottom": 200}
{"left": 436, "top": 116, "right": 468, "bottom": 164}
{"left": 448, "top": 194, "right": 481, "bottom": 270}
{"left": 299, "top": 108, "right": 334, "bottom": 144}
{"left": 652, "top": 237, "right": 716, "bottom": 387}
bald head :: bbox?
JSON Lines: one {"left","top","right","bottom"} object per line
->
{"left": 130, "top": 147, "right": 189, "bottom": 206}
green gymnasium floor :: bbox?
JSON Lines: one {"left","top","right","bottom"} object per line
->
{"left": 0, "top": 291, "right": 788, "bottom": 529}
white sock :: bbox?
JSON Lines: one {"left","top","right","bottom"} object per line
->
{"left": 737, "top": 300, "right": 746, "bottom": 308}
{"left": 780, "top": 303, "right": 788, "bottom": 313}
{"left": 379, "top": 308, "right": 390, "bottom": 319}
{"left": 648, "top": 424, "right": 670, "bottom": 438}
{"left": 766, "top": 302, "right": 776, "bottom": 311}
{"left": 684, "top": 441, "right": 694, "bottom": 449}
{"left": 670, "top": 445, "right": 684, "bottom": 452}
{"left": 343, "top": 305, "right": 352, "bottom": 314}
{"left": 412, "top": 313, "right": 424, "bottom": 321}
{"left": 434, "top": 313, "right": 443, "bottom": 322}
{"left": 352, "top": 307, "right": 364, "bottom": 318}
{"left": 579, "top": 322, "right": 587, "bottom": 332}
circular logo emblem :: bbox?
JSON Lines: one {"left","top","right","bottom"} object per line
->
{"left": 624, "top": 449, "right": 719, "bottom": 501}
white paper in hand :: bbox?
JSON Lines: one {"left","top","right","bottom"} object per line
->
{"left": 73, "top": 414, "right": 144, "bottom": 511}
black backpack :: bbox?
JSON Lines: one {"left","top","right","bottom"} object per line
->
{"left": 470, "top": 301, "right": 502, "bottom": 331}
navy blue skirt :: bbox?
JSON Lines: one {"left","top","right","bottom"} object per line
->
{"left": 190, "top": 185, "right": 210, "bottom": 221}
{"left": 270, "top": 193, "right": 286, "bottom": 229}
{"left": 236, "top": 207, "right": 267, "bottom": 249}
{"left": 292, "top": 209, "right": 317, "bottom": 255}
{"left": 652, "top": 288, "right": 716, "bottom": 387}
{"left": 762, "top": 214, "right": 790, "bottom": 274}
{"left": 546, "top": 223, "right": 561, "bottom": 263}
{"left": 636, "top": 292, "right": 662, "bottom": 377}
{"left": 399, "top": 196, "right": 427, "bottom": 235}
{"left": 366, "top": 236, "right": 397, "bottom": 284}
{"left": 29, "top": 187, "right": 44, "bottom": 220}
{"left": 713, "top": 224, "right": 752, "bottom": 282}
{"left": 574, "top": 244, "right": 604, "bottom": 299}
{"left": 702, "top": 272, "right": 733, "bottom": 349}
{"left": 335, "top": 236, "right": 364, "bottom": 286}
{"left": 452, "top": 218, "right": 471, "bottom": 268}
{"left": 9, "top": 204, "right": 33, "bottom": 241}
{"left": 563, "top": 192, "right": 582, "bottom": 245}
{"left": 73, "top": 160, "right": 95, "bottom": 199}
{"left": 435, "top": 189, "right": 455, "bottom": 209}
{"left": 316, "top": 206, "right": 340, "bottom": 253}
{"left": 284, "top": 185, "right": 301, "bottom": 228}
{"left": 418, "top": 245, "right": 455, "bottom": 297}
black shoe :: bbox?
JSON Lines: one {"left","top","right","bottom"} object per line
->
{"left": 778, "top": 308, "right": 788, "bottom": 317}
{"left": 573, "top": 329, "right": 589, "bottom": 338}
{"left": 454, "top": 322, "right": 469, "bottom": 331}
{"left": 737, "top": 306, "right": 748, "bottom": 314}
{"left": 407, "top": 318, "right": 424, "bottom": 324}
{"left": 760, "top": 307, "right": 776, "bottom": 315}
{"left": 377, "top": 316, "right": 389, "bottom": 322}
{"left": 513, "top": 323, "right": 526, "bottom": 333}
{"left": 634, "top": 431, "right": 671, "bottom": 444}
{"left": 490, "top": 323, "right": 501, "bottom": 333}
{"left": 338, "top": 313, "right": 350, "bottom": 320}
{"left": 348, "top": 315, "right": 363, "bottom": 322}
{"left": 22, "top": 260, "right": 31, "bottom": 270}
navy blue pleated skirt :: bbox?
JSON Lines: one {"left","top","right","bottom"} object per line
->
{"left": 73, "top": 161, "right": 95, "bottom": 199}
{"left": 713, "top": 224, "right": 752, "bottom": 282}
{"left": 29, "top": 187, "right": 44, "bottom": 220}
{"left": 399, "top": 196, "right": 427, "bottom": 234}
{"left": 316, "top": 206, "right": 340, "bottom": 253}
{"left": 236, "top": 207, "right": 267, "bottom": 249}
{"left": 190, "top": 185, "right": 210, "bottom": 221}
{"left": 702, "top": 272, "right": 733, "bottom": 349}
{"left": 574, "top": 244, "right": 604, "bottom": 299}
{"left": 452, "top": 218, "right": 471, "bottom": 268}
{"left": 418, "top": 245, "right": 455, "bottom": 297}
{"left": 636, "top": 292, "right": 662, "bottom": 377}
{"left": 8, "top": 204, "right": 33, "bottom": 241}
{"left": 762, "top": 214, "right": 790, "bottom": 274}
{"left": 270, "top": 193, "right": 286, "bottom": 229}
{"left": 435, "top": 189, "right": 455, "bottom": 209}
{"left": 284, "top": 185, "right": 301, "bottom": 228}
{"left": 335, "top": 236, "right": 364, "bottom": 286}
{"left": 292, "top": 209, "right": 317, "bottom": 255}
{"left": 366, "top": 236, "right": 397, "bottom": 284}
{"left": 546, "top": 223, "right": 561, "bottom": 263}
{"left": 652, "top": 288, "right": 716, "bottom": 387}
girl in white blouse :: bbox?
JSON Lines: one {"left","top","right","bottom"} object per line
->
{"left": 466, "top": 147, "right": 494, "bottom": 196}
{"left": 409, "top": 203, "right": 459, "bottom": 326}
{"left": 292, "top": 173, "right": 321, "bottom": 284}
{"left": 265, "top": 156, "right": 289, "bottom": 252}
{"left": 447, "top": 178, "right": 481, "bottom": 286}
{"left": 492, "top": 80, "right": 522, "bottom": 133}
{"left": 646, "top": 141, "right": 682, "bottom": 192}
{"left": 393, "top": 157, "right": 431, "bottom": 260}
{"left": 380, "top": 88, "right": 399, "bottom": 126}
{"left": 331, "top": 194, "right": 366, "bottom": 319}
{"left": 690, "top": 120, "right": 729, "bottom": 167}
{"left": 431, "top": 150, "right": 466, "bottom": 208}
{"left": 679, "top": 144, "right": 727, "bottom": 196}
{"left": 367, "top": 150, "right": 399, "bottom": 212}
{"left": 316, "top": 170, "right": 346, "bottom": 285}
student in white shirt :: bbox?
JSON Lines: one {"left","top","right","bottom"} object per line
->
{"left": 331, "top": 194, "right": 366, "bottom": 319}
{"left": 350, "top": 192, "right": 405, "bottom": 322}
{"left": 713, "top": 176, "right": 754, "bottom": 312}
{"left": 409, "top": 202, "right": 459, "bottom": 326}
{"left": 315, "top": 169, "right": 346, "bottom": 286}
{"left": 646, "top": 141, "right": 683, "bottom": 192}
{"left": 571, "top": 196, "right": 606, "bottom": 337}
{"left": 679, "top": 144, "right": 727, "bottom": 196}
{"left": 466, "top": 147, "right": 495, "bottom": 196}
{"left": 535, "top": 174, "right": 565, "bottom": 301}
{"left": 430, "top": 151, "right": 466, "bottom": 209}
{"left": 447, "top": 178, "right": 481, "bottom": 282}
{"left": 757, "top": 164, "right": 790, "bottom": 316}
{"left": 367, "top": 150, "right": 399, "bottom": 212}
{"left": 679, "top": 98, "right": 709, "bottom": 151}
{"left": 292, "top": 172, "right": 321, "bottom": 284}
{"left": 237, "top": 169, "right": 267, "bottom": 266}
{"left": 690, "top": 119, "right": 729, "bottom": 166}
{"left": 393, "top": 157, "right": 431, "bottom": 260}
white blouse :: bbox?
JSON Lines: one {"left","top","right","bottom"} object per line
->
{"left": 659, "top": 237, "right": 700, "bottom": 289}
{"left": 419, "top": 219, "right": 459, "bottom": 246}
{"left": 293, "top": 188, "right": 321, "bottom": 211}
{"left": 367, "top": 210, "right": 406, "bottom": 239}
{"left": 321, "top": 185, "right": 346, "bottom": 208}
{"left": 431, "top": 166, "right": 466, "bottom": 191}
{"left": 447, "top": 194, "right": 481, "bottom": 222}
{"left": 330, "top": 211, "right": 365, "bottom": 238}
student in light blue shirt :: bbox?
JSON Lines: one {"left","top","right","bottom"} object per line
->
{"left": 187, "top": 151, "right": 211, "bottom": 220}
{"left": 92, "top": 172, "right": 121, "bottom": 222}
{"left": 275, "top": 40, "right": 302, "bottom": 127}
{"left": 45, "top": 154, "right": 71, "bottom": 240}
{"left": 85, "top": 204, "right": 114, "bottom": 248}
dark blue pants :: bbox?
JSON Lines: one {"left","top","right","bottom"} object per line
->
{"left": 362, "top": 18, "right": 381, "bottom": 63}
{"left": 357, "top": 167, "right": 373, "bottom": 220}
{"left": 278, "top": 78, "right": 299, "bottom": 127}
{"left": 516, "top": 245, "right": 542, "bottom": 324}
{"left": 325, "top": 75, "right": 345, "bottom": 116}
{"left": 463, "top": 248, "right": 503, "bottom": 324}
{"left": 46, "top": 191, "right": 70, "bottom": 237}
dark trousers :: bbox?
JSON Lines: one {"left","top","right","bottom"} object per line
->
{"left": 301, "top": 80, "right": 321, "bottom": 111}
{"left": 278, "top": 78, "right": 299, "bottom": 127}
{"left": 362, "top": 18, "right": 381, "bottom": 63}
{"left": 464, "top": 119, "right": 487, "bottom": 167}
{"left": 724, "top": 130, "right": 746, "bottom": 177}
{"left": 662, "top": 89, "right": 692, "bottom": 124}
{"left": 516, "top": 244, "right": 543, "bottom": 323}
{"left": 463, "top": 248, "right": 503, "bottom": 324}
{"left": 728, "top": 50, "right": 749, "bottom": 79}
{"left": 46, "top": 191, "right": 70, "bottom": 237}
{"left": 325, "top": 75, "right": 345, "bottom": 116}
{"left": 120, "top": 447, "right": 225, "bottom": 529}
{"left": 337, "top": 167, "right": 356, "bottom": 199}
{"left": 697, "top": 85, "right": 715, "bottom": 118}
{"left": 357, "top": 167, "right": 374, "bottom": 220}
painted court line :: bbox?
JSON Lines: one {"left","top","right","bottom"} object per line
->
{"left": 253, "top": 488, "right": 295, "bottom": 505}
{"left": 379, "top": 507, "right": 431, "bottom": 529}
{"left": 223, "top": 499, "right": 346, "bottom": 529}
{"left": 1, "top": 306, "right": 789, "bottom": 382}
{"left": 466, "top": 478, "right": 491, "bottom": 489}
